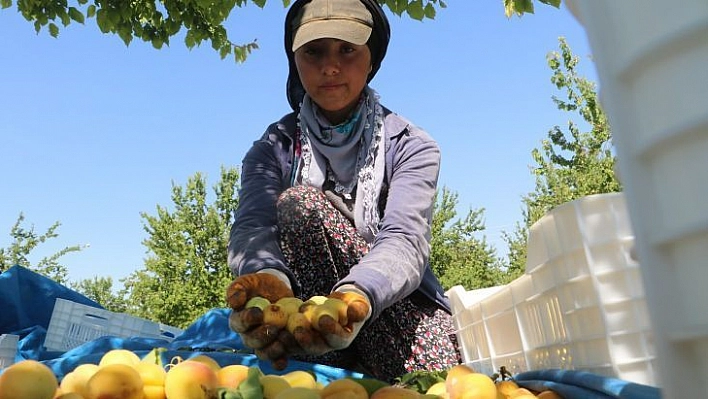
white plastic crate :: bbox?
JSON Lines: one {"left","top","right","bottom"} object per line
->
{"left": 44, "top": 298, "right": 184, "bottom": 352}
{"left": 446, "top": 193, "right": 657, "bottom": 386}
{"left": 0, "top": 334, "right": 19, "bottom": 369}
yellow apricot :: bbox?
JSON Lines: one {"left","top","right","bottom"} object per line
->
{"left": 507, "top": 387, "right": 538, "bottom": 398}
{"left": 59, "top": 363, "right": 99, "bottom": 397}
{"left": 281, "top": 370, "right": 317, "bottom": 389}
{"left": 274, "top": 387, "right": 321, "bottom": 399}
{"left": 134, "top": 361, "right": 167, "bottom": 399}
{"left": 54, "top": 393, "right": 85, "bottom": 399}
{"left": 98, "top": 349, "right": 141, "bottom": 367}
{"left": 496, "top": 380, "right": 520, "bottom": 398}
{"left": 426, "top": 381, "right": 448, "bottom": 397}
{"left": 164, "top": 359, "right": 219, "bottom": 399}
{"left": 370, "top": 386, "right": 422, "bottom": 398}
{"left": 320, "top": 378, "right": 369, "bottom": 399}
{"left": 186, "top": 354, "right": 221, "bottom": 373}
{"left": 0, "top": 359, "right": 59, "bottom": 399}
{"left": 218, "top": 364, "right": 250, "bottom": 389}
{"left": 85, "top": 363, "right": 144, "bottom": 399}
{"left": 448, "top": 373, "right": 496, "bottom": 399}
{"left": 536, "top": 390, "right": 562, "bottom": 399}
{"left": 444, "top": 364, "right": 476, "bottom": 395}
{"left": 260, "top": 375, "right": 291, "bottom": 399}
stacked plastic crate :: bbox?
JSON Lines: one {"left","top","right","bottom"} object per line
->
{"left": 0, "top": 334, "right": 18, "bottom": 369}
{"left": 446, "top": 192, "right": 657, "bottom": 386}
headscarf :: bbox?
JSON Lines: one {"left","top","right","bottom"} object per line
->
{"left": 284, "top": 0, "right": 391, "bottom": 112}
{"left": 294, "top": 86, "right": 386, "bottom": 242}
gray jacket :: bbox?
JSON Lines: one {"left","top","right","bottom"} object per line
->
{"left": 228, "top": 109, "right": 451, "bottom": 322}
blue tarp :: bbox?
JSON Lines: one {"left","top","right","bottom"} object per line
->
{"left": 0, "top": 265, "right": 663, "bottom": 399}
{"left": 0, "top": 265, "right": 363, "bottom": 383}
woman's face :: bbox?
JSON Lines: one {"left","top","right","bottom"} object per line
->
{"left": 294, "top": 38, "right": 372, "bottom": 124}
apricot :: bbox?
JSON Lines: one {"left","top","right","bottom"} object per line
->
{"left": 55, "top": 393, "right": 85, "bottom": 399}
{"left": 426, "top": 381, "right": 448, "bottom": 397}
{"left": 507, "top": 388, "right": 537, "bottom": 398}
{"left": 85, "top": 363, "right": 143, "bottom": 399}
{"left": 59, "top": 363, "right": 99, "bottom": 397}
{"left": 164, "top": 359, "right": 219, "bottom": 399}
{"left": 98, "top": 349, "right": 141, "bottom": 368}
{"left": 496, "top": 380, "right": 520, "bottom": 398}
{"left": 281, "top": 370, "right": 317, "bottom": 389}
{"left": 320, "top": 378, "right": 369, "bottom": 399}
{"left": 134, "top": 362, "right": 167, "bottom": 399}
{"left": 370, "top": 386, "right": 422, "bottom": 398}
{"left": 274, "top": 387, "right": 321, "bottom": 399}
{"left": 536, "top": 390, "right": 563, "bottom": 399}
{"left": 217, "top": 364, "right": 250, "bottom": 389}
{"left": 0, "top": 359, "right": 59, "bottom": 399}
{"left": 444, "top": 364, "right": 475, "bottom": 394}
{"left": 447, "top": 373, "right": 497, "bottom": 399}
{"left": 186, "top": 354, "right": 221, "bottom": 373}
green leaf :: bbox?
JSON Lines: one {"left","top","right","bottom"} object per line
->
{"left": 1, "top": 0, "right": 11, "bottom": 9}
{"left": 118, "top": 28, "right": 133, "bottom": 46}
{"left": 185, "top": 31, "right": 196, "bottom": 49}
{"left": 234, "top": 46, "right": 246, "bottom": 63}
{"left": 219, "top": 44, "right": 231, "bottom": 59}
{"left": 423, "top": 3, "right": 436, "bottom": 19}
{"left": 59, "top": 10, "right": 70, "bottom": 27}
{"left": 539, "top": 0, "right": 562, "bottom": 7}
{"left": 237, "top": 366, "right": 264, "bottom": 399}
{"left": 252, "top": 0, "right": 266, "bottom": 7}
{"left": 48, "top": 22, "right": 59, "bottom": 37}
{"left": 406, "top": 0, "right": 425, "bottom": 20}
{"left": 96, "top": 9, "right": 112, "bottom": 33}
{"left": 68, "top": 7, "right": 85, "bottom": 24}
{"left": 87, "top": 5, "right": 96, "bottom": 18}
{"left": 107, "top": 9, "right": 121, "bottom": 26}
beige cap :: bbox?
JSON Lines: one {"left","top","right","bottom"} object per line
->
{"left": 291, "top": 0, "right": 373, "bottom": 52}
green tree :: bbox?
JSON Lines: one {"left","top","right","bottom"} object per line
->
{"left": 122, "top": 166, "right": 240, "bottom": 328}
{"left": 503, "top": 37, "right": 620, "bottom": 273}
{"left": 2, "top": 0, "right": 448, "bottom": 63}
{"left": 429, "top": 187, "right": 502, "bottom": 291}
{"left": 0, "top": 213, "right": 84, "bottom": 283}
{"left": 70, "top": 276, "right": 128, "bottom": 313}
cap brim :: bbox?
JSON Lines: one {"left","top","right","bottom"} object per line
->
{"left": 292, "top": 19, "right": 372, "bottom": 52}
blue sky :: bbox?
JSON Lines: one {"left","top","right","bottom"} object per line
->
{"left": 0, "top": 1, "right": 597, "bottom": 284}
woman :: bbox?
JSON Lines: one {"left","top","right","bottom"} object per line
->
{"left": 226, "top": 0, "right": 461, "bottom": 382}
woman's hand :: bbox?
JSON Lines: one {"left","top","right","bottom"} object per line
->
{"left": 225, "top": 273, "right": 294, "bottom": 311}
{"left": 292, "top": 291, "right": 371, "bottom": 355}
{"left": 226, "top": 273, "right": 296, "bottom": 369}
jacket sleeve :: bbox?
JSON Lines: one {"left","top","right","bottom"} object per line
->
{"left": 227, "top": 122, "right": 300, "bottom": 292}
{"left": 335, "top": 122, "right": 441, "bottom": 322}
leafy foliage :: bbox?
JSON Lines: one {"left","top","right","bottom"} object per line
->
{"left": 503, "top": 37, "right": 620, "bottom": 274}
{"left": 121, "top": 166, "right": 240, "bottom": 328}
{"left": 429, "top": 187, "right": 503, "bottom": 290}
{"left": 0, "top": 213, "right": 84, "bottom": 283}
{"left": 395, "top": 369, "right": 446, "bottom": 393}
{"left": 503, "top": 0, "right": 561, "bottom": 18}
{"left": 70, "top": 276, "right": 128, "bottom": 313}
{"left": 2, "top": 0, "right": 448, "bottom": 63}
